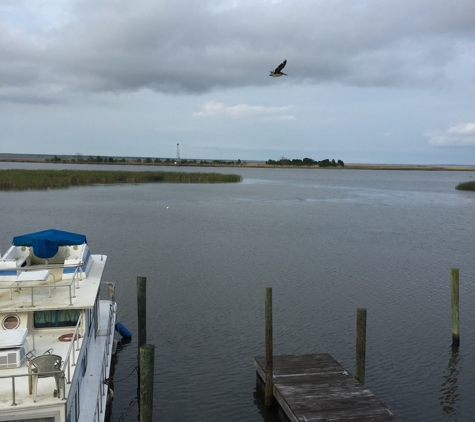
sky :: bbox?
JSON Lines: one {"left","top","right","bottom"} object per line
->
{"left": 1, "top": 0, "right": 475, "bottom": 164}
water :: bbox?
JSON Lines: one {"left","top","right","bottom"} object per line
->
{"left": 1, "top": 163, "right": 474, "bottom": 421}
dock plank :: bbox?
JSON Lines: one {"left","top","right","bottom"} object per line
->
{"left": 255, "top": 354, "right": 402, "bottom": 422}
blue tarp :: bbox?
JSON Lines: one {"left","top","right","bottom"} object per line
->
{"left": 13, "top": 229, "right": 87, "bottom": 259}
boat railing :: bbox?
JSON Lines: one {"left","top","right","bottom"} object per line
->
{"left": 0, "top": 289, "right": 115, "bottom": 409}
{"left": 0, "top": 264, "right": 83, "bottom": 307}
{"left": 19, "top": 261, "right": 85, "bottom": 283}
{"left": 0, "top": 368, "right": 67, "bottom": 406}
{"left": 0, "top": 316, "right": 84, "bottom": 406}
{"left": 61, "top": 317, "right": 83, "bottom": 384}
{"left": 27, "top": 330, "right": 36, "bottom": 351}
{"left": 0, "top": 315, "right": 83, "bottom": 406}
{"left": 93, "top": 293, "right": 116, "bottom": 421}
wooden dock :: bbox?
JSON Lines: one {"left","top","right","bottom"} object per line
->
{"left": 254, "top": 354, "right": 402, "bottom": 421}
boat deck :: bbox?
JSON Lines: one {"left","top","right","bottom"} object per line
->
{"left": 0, "top": 300, "right": 115, "bottom": 410}
{"left": 77, "top": 300, "right": 116, "bottom": 421}
{"left": 0, "top": 255, "right": 106, "bottom": 312}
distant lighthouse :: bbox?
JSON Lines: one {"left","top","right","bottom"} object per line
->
{"left": 175, "top": 143, "right": 181, "bottom": 166}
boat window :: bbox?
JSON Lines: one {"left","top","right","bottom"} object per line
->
{"left": 2, "top": 314, "right": 20, "bottom": 329}
{"left": 34, "top": 310, "right": 81, "bottom": 328}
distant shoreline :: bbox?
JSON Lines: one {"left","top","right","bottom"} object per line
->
{"left": 0, "top": 155, "right": 474, "bottom": 171}
{"left": 341, "top": 163, "right": 475, "bottom": 171}
{"left": 243, "top": 162, "right": 475, "bottom": 171}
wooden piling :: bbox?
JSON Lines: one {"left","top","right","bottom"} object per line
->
{"left": 137, "top": 276, "right": 147, "bottom": 348}
{"left": 451, "top": 269, "right": 460, "bottom": 347}
{"left": 355, "top": 308, "right": 366, "bottom": 384}
{"left": 265, "top": 287, "right": 273, "bottom": 407}
{"left": 139, "top": 344, "right": 155, "bottom": 422}
{"left": 107, "top": 282, "right": 115, "bottom": 301}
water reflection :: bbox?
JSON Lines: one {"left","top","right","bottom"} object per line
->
{"left": 253, "top": 384, "right": 279, "bottom": 422}
{"left": 439, "top": 346, "right": 462, "bottom": 417}
{"left": 107, "top": 338, "right": 139, "bottom": 422}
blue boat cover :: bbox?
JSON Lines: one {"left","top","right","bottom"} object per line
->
{"left": 12, "top": 229, "right": 87, "bottom": 259}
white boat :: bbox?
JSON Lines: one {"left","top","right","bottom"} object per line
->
{"left": 0, "top": 229, "right": 117, "bottom": 422}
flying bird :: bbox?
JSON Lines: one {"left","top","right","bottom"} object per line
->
{"left": 269, "top": 59, "right": 287, "bottom": 77}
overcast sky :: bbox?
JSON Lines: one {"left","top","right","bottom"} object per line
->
{"left": 1, "top": 0, "right": 475, "bottom": 164}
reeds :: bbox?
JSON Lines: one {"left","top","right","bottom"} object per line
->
{"left": 455, "top": 180, "right": 475, "bottom": 191}
{"left": 0, "top": 169, "right": 242, "bottom": 190}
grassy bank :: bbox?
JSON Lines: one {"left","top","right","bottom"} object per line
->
{"left": 0, "top": 169, "right": 242, "bottom": 190}
{"left": 455, "top": 180, "right": 475, "bottom": 191}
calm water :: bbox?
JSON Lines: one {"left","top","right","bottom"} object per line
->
{"left": 1, "top": 163, "right": 475, "bottom": 421}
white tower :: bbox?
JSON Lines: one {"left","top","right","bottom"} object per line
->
{"left": 175, "top": 143, "right": 181, "bottom": 166}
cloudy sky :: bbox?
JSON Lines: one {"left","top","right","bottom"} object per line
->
{"left": 1, "top": 0, "right": 475, "bottom": 164}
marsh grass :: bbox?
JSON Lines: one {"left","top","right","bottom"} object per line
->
{"left": 455, "top": 180, "right": 475, "bottom": 191}
{"left": 0, "top": 169, "right": 242, "bottom": 190}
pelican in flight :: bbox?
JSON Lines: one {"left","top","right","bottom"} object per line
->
{"left": 269, "top": 59, "right": 287, "bottom": 77}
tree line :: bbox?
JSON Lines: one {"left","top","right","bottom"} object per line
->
{"left": 43, "top": 154, "right": 344, "bottom": 168}
{"left": 266, "top": 157, "right": 344, "bottom": 167}
{"left": 44, "top": 154, "right": 245, "bottom": 166}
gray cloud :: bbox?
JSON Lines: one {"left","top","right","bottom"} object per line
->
{"left": 1, "top": 0, "right": 475, "bottom": 103}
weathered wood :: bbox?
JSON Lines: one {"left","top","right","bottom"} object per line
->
{"left": 255, "top": 354, "right": 402, "bottom": 421}
{"left": 139, "top": 344, "right": 155, "bottom": 422}
{"left": 107, "top": 282, "right": 115, "bottom": 301}
{"left": 355, "top": 307, "right": 367, "bottom": 383}
{"left": 265, "top": 287, "right": 273, "bottom": 407}
{"left": 137, "top": 276, "right": 147, "bottom": 348}
{"left": 451, "top": 268, "right": 460, "bottom": 346}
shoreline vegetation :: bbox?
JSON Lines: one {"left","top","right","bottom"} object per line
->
{"left": 0, "top": 154, "right": 474, "bottom": 171}
{"left": 0, "top": 169, "right": 242, "bottom": 190}
{"left": 455, "top": 181, "right": 475, "bottom": 191}
{"left": 1, "top": 154, "right": 474, "bottom": 192}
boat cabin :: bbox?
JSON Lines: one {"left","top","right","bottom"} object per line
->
{"left": 0, "top": 229, "right": 116, "bottom": 422}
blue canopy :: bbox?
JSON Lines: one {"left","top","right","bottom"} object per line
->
{"left": 13, "top": 229, "right": 87, "bottom": 259}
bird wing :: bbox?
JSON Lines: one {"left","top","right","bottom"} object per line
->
{"left": 275, "top": 60, "right": 287, "bottom": 73}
